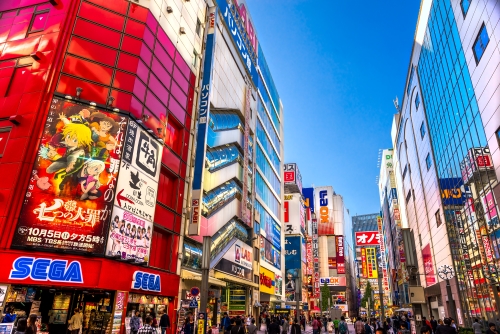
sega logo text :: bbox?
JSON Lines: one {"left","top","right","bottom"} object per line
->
{"left": 9, "top": 257, "right": 83, "bottom": 283}
{"left": 132, "top": 271, "right": 161, "bottom": 292}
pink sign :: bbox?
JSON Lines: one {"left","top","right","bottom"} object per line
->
{"left": 422, "top": 244, "right": 436, "bottom": 286}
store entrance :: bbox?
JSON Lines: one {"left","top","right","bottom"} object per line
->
{"left": 2, "top": 286, "right": 114, "bottom": 334}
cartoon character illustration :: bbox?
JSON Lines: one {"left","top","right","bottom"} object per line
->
{"left": 58, "top": 106, "right": 91, "bottom": 126}
{"left": 89, "top": 112, "right": 119, "bottom": 161}
{"left": 45, "top": 122, "right": 93, "bottom": 193}
{"left": 39, "top": 142, "right": 62, "bottom": 161}
{"left": 77, "top": 159, "right": 105, "bottom": 200}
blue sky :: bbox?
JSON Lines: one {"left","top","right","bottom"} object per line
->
{"left": 248, "top": 0, "right": 421, "bottom": 216}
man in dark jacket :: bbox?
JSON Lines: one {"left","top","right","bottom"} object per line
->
{"left": 436, "top": 318, "right": 457, "bottom": 334}
{"left": 159, "top": 310, "right": 171, "bottom": 334}
{"left": 430, "top": 317, "right": 438, "bottom": 334}
{"left": 268, "top": 318, "right": 281, "bottom": 334}
{"left": 221, "top": 313, "right": 231, "bottom": 334}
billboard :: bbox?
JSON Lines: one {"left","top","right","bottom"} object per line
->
{"left": 361, "top": 248, "right": 367, "bottom": 278}
{"left": 460, "top": 147, "right": 494, "bottom": 184}
{"left": 439, "top": 178, "right": 470, "bottom": 206}
{"left": 355, "top": 231, "right": 381, "bottom": 246}
{"left": 285, "top": 236, "right": 302, "bottom": 270}
{"left": 189, "top": 7, "right": 217, "bottom": 236}
{"left": 283, "top": 194, "right": 305, "bottom": 235}
{"left": 259, "top": 266, "right": 276, "bottom": 295}
{"left": 260, "top": 236, "right": 281, "bottom": 269}
{"left": 366, "top": 247, "right": 378, "bottom": 279}
{"left": 314, "top": 186, "right": 334, "bottom": 235}
{"left": 261, "top": 212, "right": 281, "bottom": 250}
{"left": 422, "top": 244, "right": 436, "bottom": 286}
{"left": 283, "top": 163, "right": 303, "bottom": 193}
{"left": 328, "top": 257, "right": 337, "bottom": 269}
{"left": 312, "top": 219, "right": 320, "bottom": 297}
{"left": 214, "top": 239, "right": 253, "bottom": 281}
{"left": 306, "top": 237, "right": 313, "bottom": 275}
{"left": 302, "top": 188, "right": 315, "bottom": 213}
{"left": 319, "top": 277, "right": 346, "bottom": 287}
{"left": 13, "top": 98, "right": 128, "bottom": 253}
{"left": 336, "top": 236, "right": 345, "bottom": 274}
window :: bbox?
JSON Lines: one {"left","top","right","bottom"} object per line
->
{"left": 473, "top": 23, "right": 489, "bottom": 63}
{"left": 460, "top": 0, "right": 471, "bottom": 16}
{"left": 435, "top": 209, "right": 442, "bottom": 227}
{"left": 402, "top": 164, "right": 408, "bottom": 180}
{"left": 196, "top": 18, "right": 202, "bottom": 37}
{"left": 426, "top": 153, "right": 432, "bottom": 170}
{"left": 406, "top": 66, "right": 414, "bottom": 96}
{"left": 406, "top": 190, "right": 412, "bottom": 204}
{"left": 192, "top": 49, "right": 199, "bottom": 67}
{"left": 415, "top": 92, "right": 420, "bottom": 109}
{"left": 254, "top": 274, "right": 259, "bottom": 284}
{"left": 420, "top": 121, "right": 426, "bottom": 138}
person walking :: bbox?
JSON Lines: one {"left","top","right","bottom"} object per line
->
{"left": 130, "top": 311, "right": 141, "bottom": 334}
{"left": 221, "top": 313, "right": 231, "bottom": 334}
{"left": 159, "top": 309, "right": 171, "bottom": 334}
{"left": 473, "top": 319, "right": 482, "bottom": 334}
{"left": 354, "top": 317, "right": 365, "bottom": 334}
{"left": 291, "top": 319, "right": 301, "bottom": 334}
{"left": 339, "top": 317, "right": 349, "bottom": 334}
{"left": 182, "top": 315, "right": 195, "bottom": 334}
{"left": 230, "top": 319, "right": 245, "bottom": 334}
{"left": 282, "top": 317, "right": 290, "bottom": 334}
{"left": 430, "top": 317, "right": 437, "bottom": 334}
{"left": 68, "top": 308, "right": 83, "bottom": 334}
{"left": 268, "top": 318, "right": 281, "bottom": 334}
{"left": 14, "top": 318, "right": 27, "bottom": 334}
{"left": 333, "top": 318, "right": 340, "bottom": 334}
{"left": 327, "top": 318, "right": 334, "bottom": 334}
{"left": 137, "top": 316, "right": 156, "bottom": 334}
{"left": 25, "top": 314, "right": 38, "bottom": 334}
{"left": 486, "top": 323, "right": 499, "bottom": 334}
{"left": 247, "top": 319, "right": 258, "bottom": 334}
{"left": 313, "top": 317, "right": 320, "bottom": 334}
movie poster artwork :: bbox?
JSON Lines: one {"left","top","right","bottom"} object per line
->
{"left": 13, "top": 97, "right": 128, "bottom": 253}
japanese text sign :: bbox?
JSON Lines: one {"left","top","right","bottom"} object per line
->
{"left": 355, "top": 231, "right": 381, "bottom": 246}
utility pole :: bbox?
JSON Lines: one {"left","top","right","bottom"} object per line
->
{"left": 199, "top": 236, "right": 211, "bottom": 334}
{"left": 295, "top": 271, "right": 301, "bottom": 320}
{"left": 378, "top": 268, "right": 384, "bottom": 322}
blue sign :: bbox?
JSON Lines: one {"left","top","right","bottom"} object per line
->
{"left": 9, "top": 257, "right": 83, "bottom": 283}
{"left": 439, "top": 178, "right": 470, "bottom": 206}
{"left": 189, "top": 298, "right": 199, "bottom": 308}
{"left": 219, "top": 0, "right": 259, "bottom": 85}
{"left": 132, "top": 271, "right": 161, "bottom": 292}
{"left": 302, "top": 188, "right": 314, "bottom": 213}
{"left": 285, "top": 236, "right": 302, "bottom": 270}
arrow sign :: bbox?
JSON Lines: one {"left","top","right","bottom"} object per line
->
{"left": 116, "top": 189, "right": 134, "bottom": 207}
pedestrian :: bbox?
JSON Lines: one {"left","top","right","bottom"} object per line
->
{"left": 487, "top": 323, "right": 499, "bottom": 334}
{"left": 375, "top": 329, "right": 387, "bottom": 334}
{"left": 301, "top": 316, "right": 306, "bottom": 331}
{"left": 323, "top": 318, "right": 328, "bottom": 333}
{"left": 291, "top": 319, "right": 301, "bottom": 334}
{"left": 268, "top": 318, "right": 281, "bottom": 334}
{"left": 354, "top": 317, "right": 365, "bottom": 334}
{"left": 421, "top": 327, "right": 431, "bottom": 334}
{"left": 334, "top": 318, "right": 340, "bottom": 334}
{"left": 137, "top": 316, "right": 156, "bottom": 334}
{"left": 473, "top": 319, "right": 482, "bottom": 334}
{"left": 182, "top": 315, "right": 195, "bottom": 334}
{"left": 221, "top": 313, "right": 231, "bottom": 334}
{"left": 159, "top": 309, "right": 171, "bottom": 334}
{"left": 327, "top": 318, "right": 334, "bottom": 334}
{"left": 435, "top": 319, "right": 455, "bottom": 334}
{"left": 430, "top": 317, "right": 437, "bottom": 334}
{"left": 14, "top": 318, "right": 27, "bottom": 334}
{"left": 231, "top": 319, "right": 245, "bottom": 334}
{"left": 339, "top": 317, "right": 349, "bottom": 334}
{"left": 282, "top": 317, "right": 290, "bottom": 334}
{"left": 247, "top": 319, "right": 258, "bottom": 334}
{"left": 364, "top": 319, "right": 372, "bottom": 334}
{"left": 2, "top": 307, "right": 17, "bottom": 323}
{"left": 130, "top": 311, "right": 141, "bottom": 334}
{"left": 150, "top": 311, "right": 158, "bottom": 329}
{"left": 313, "top": 317, "right": 320, "bottom": 334}
{"left": 25, "top": 314, "right": 38, "bottom": 334}
{"left": 68, "top": 308, "right": 82, "bottom": 334}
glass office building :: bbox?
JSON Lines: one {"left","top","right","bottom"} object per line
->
{"left": 416, "top": 0, "right": 500, "bottom": 321}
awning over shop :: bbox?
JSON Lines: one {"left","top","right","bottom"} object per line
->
{"left": 214, "top": 271, "right": 259, "bottom": 288}
{"left": 180, "top": 269, "right": 227, "bottom": 287}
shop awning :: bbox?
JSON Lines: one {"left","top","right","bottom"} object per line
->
{"left": 214, "top": 271, "right": 259, "bottom": 288}
{"left": 180, "top": 269, "right": 227, "bottom": 287}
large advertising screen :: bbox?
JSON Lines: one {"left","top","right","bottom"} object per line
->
{"left": 216, "top": 239, "right": 253, "bottom": 281}
{"left": 13, "top": 98, "right": 128, "bottom": 253}
{"left": 284, "top": 194, "right": 305, "bottom": 235}
{"left": 260, "top": 236, "right": 281, "bottom": 269}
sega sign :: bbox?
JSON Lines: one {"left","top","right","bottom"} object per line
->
{"left": 132, "top": 271, "right": 161, "bottom": 292}
{"left": 9, "top": 257, "right": 83, "bottom": 283}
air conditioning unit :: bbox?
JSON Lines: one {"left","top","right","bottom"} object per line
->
{"left": 166, "top": 6, "right": 173, "bottom": 13}
{"left": 179, "top": 27, "right": 186, "bottom": 34}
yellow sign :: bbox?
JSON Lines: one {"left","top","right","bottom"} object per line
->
{"left": 198, "top": 319, "right": 205, "bottom": 334}
{"left": 259, "top": 267, "right": 276, "bottom": 295}
{"left": 366, "top": 247, "right": 378, "bottom": 279}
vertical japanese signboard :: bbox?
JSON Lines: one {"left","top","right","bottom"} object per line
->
{"left": 422, "top": 244, "right": 436, "bottom": 286}
{"left": 366, "top": 247, "right": 378, "bottom": 279}
{"left": 105, "top": 120, "right": 163, "bottom": 263}
{"left": 377, "top": 216, "right": 389, "bottom": 293}
{"left": 283, "top": 194, "right": 304, "bottom": 235}
{"left": 312, "top": 219, "right": 320, "bottom": 298}
{"left": 13, "top": 97, "right": 127, "bottom": 253}
{"left": 361, "top": 248, "right": 367, "bottom": 278}
{"left": 189, "top": 7, "right": 218, "bottom": 236}
{"left": 306, "top": 237, "right": 313, "bottom": 275}
{"left": 336, "top": 236, "right": 345, "bottom": 274}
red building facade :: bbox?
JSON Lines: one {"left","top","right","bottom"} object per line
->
{"left": 0, "top": 0, "right": 195, "bottom": 333}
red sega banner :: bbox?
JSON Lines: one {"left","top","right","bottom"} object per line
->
{"left": 12, "top": 97, "right": 128, "bottom": 254}
{"left": 355, "top": 231, "right": 381, "bottom": 246}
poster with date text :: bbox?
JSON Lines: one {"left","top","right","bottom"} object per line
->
{"left": 12, "top": 97, "right": 128, "bottom": 254}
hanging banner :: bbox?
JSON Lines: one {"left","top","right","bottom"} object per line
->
{"left": 361, "top": 248, "right": 367, "bottom": 278}
{"left": 189, "top": 6, "right": 218, "bottom": 236}
{"left": 13, "top": 97, "right": 128, "bottom": 253}
{"left": 312, "top": 219, "right": 320, "bottom": 297}
{"left": 336, "top": 236, "right": 345, "bottom": 274}
{"left": 366, "top": 247, "right": 378, "bottom": 279}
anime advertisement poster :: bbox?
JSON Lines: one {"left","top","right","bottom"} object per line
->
{"left": 105, "top": 206, "right": 153, "bottom": 262}
{"left": 105, "top": 120, "right": 163, "bottom": 262}
{"left": 13, "top": 97, "right": 127, "bottom": 253}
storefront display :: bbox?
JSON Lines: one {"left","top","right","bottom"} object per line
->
{"left": 221, "top": 285, "right": 246, "bottom": 317}
{"left": 125, "top": 293, "right": 170, "bottom": 334}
